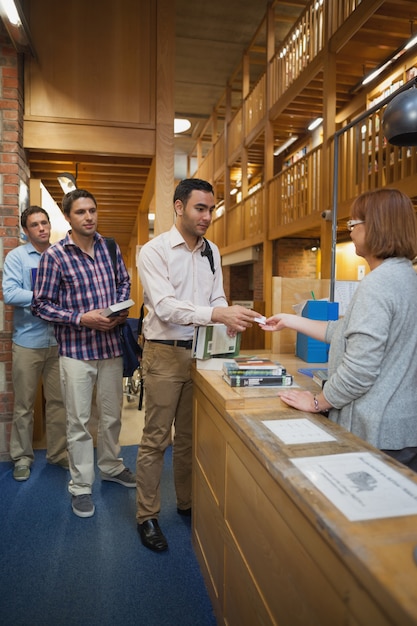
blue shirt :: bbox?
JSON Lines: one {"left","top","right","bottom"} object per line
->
{"left": 31, "top": 232, "right": 131, "bottom": 361}
{"left": 2, "top": 242, "right": 57, "bottom": 349}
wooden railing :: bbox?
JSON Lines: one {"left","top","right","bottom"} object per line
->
{"left": 329, "top": 0, "right": 365, "bottom": 34}
{"left": 194, "top": 150, "right": 213, "bottom": 183}
{"left": 245, "top": 74, "right": 266, "bottom": 137}
{"left": 228, "top": 109, "right": 242, "bottom": 158}
{"left": 337, "top": 106, "right": 417, "bottom": 207}
{"left": 194, "top": 0, "right": 417, "bottom": 254}
{"left": 225, "top": 187, "right": 265, "bottom": 247}
{"left": 213, "top": 129, "right": 225, "bottom": 176}
{"left": 268, "top": 146, "right": 322, "bottom": 232}
{"left": 270, "top": 0, "right": 325, "bottom": 103}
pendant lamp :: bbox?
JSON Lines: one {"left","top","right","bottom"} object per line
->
{"left": 57, "top": 171, "right": 77, "bottom": 194}
{"left": 382, "top": 83, "right": 417, "bottom": 146}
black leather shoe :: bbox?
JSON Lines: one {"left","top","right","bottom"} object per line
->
{"left": 177, "top": 507, "right": 191, "bottom": 517}
{"left": 137, "top": 519, "right": 168, "bottom": 552}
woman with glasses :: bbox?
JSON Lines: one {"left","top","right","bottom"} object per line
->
{"left": 262, "top": 188, "right": 417, "bottom": 471}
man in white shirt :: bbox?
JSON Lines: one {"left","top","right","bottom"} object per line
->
{"left": 136, "top": 178, "right": 262, "bottom": 551}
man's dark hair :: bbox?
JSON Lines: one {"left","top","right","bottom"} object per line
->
{"left": 173, "top": 178, "right": 214, "bottom": 205}
{"left": 62, "top": 188, "right": 97, "bottom": 216}
{"left": 21, "top": 205, "right": 50, "bottom": 229}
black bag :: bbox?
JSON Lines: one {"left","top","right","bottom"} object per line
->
{"left": 105, "top": 237, "right": 145, "bottom": 408}
{"left": 120, "top": 321, "right": 142, "bottom": 378}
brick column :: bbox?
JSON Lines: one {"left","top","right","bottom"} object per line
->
{"left": 0, "top": 22, "right": 30, "bottom": 460}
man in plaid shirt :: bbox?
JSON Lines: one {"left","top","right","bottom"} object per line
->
{"left": 32, "top": 189, "right": 135, "bottom": 518}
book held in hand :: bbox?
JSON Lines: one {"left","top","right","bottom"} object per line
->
{"left": 101, "top": 298, "right": 135, "bottom": 318}
{"left": 192, "top": 324, "right": 241, "bottom": 360}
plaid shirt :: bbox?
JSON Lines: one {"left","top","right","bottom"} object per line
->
{"left": 32, "top": 231, "right": 130, "bottom": 361}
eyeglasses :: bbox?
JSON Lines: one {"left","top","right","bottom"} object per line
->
{"left": 347, "top": 219, "right": 365, "bottom": 232}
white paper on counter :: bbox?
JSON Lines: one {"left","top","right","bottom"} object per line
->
{"left": 292, "top": 452, "right": 417, "bottom": 521}
{"left": 262, "top": 418, "right": 336, "bottom": 444}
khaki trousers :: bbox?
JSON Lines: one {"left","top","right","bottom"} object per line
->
{"left": 59, "top": 356, "right": 125, "bottom": 496}
{"left": 10, "top": 343, "right": 67, "bottom": 466}
{"left": 136, "top": 341, "right": 193, "bottom": 523}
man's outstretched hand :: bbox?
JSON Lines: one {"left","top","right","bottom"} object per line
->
{"left": 212, "top": 305, "right": 264, "bottom": 335}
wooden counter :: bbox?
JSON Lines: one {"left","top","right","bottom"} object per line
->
{"left": 191, "top": 355, "right": 417, "bottom": 626}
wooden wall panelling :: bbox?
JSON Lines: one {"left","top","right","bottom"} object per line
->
{"left": 271, "top": 277, "right": 330, "bottom": 354}
{"left": 25, "top": 0, "right": 155, "bottom": 128}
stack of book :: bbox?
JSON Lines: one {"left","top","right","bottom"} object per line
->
{"left": 222, "top": 357, "right": 293, "bottom": 387}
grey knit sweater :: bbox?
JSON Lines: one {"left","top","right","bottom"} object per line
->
{"left": 324, "top": 257, "right": 417, "bottom": 450}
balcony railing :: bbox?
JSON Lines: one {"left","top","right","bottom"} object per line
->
{"left": 268, "top": 146, "right": 322, "bottom": 233}
{"left": 337, "top": 106, "right": 417, "bottom": 207}
{"left": 245, "top": 74, "right": 266, "bottom": 137}
{"left": 193, "top": 0, "right": 417, "bottom": 254}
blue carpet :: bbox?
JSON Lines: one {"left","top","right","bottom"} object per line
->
{"left": 0, "top": 446, "right": 216, "bottom": 626}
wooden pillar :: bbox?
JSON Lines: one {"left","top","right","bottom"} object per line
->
{"left": 320, "top": 46, "right": 337, "bottom": 280}
{"left": 153, "top": 0, "right": 175, "bottom": 236}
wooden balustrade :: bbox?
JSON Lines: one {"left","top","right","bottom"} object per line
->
{"left": 245, "top": 75, "right": 266, "bottom": 137}
{"left": 270, "top": 0, "right": 325, "bottom": 103}
{"left": 213, "top": 130, "right": 225, "bottom": 177}
{"left": 228, "top": 109, "right": 242, "bottom": 159}
{"left": 192, "top": 0, "right": 417, "bottom": 254}
{"left": 337, "top": 108, "right": 417, "bottom": 205}
{"left": 268, "top": 147, "right": 322, "bottom": 234}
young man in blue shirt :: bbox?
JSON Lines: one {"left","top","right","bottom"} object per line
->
{"left": 3, "top": 206, "right": 68, "bottom": 481}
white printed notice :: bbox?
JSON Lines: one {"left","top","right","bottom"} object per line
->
{"left": 263, "top": 419, "right": 336, "bottom": 444}
{"left": 292, "top": 452, "right": 417, "bottom": 521}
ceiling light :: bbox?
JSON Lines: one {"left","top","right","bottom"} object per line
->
{"left": 358, "top": 33, "right": 417, "bottom": 90}
{"left": 308, "top": 117, "right": 323, "bottom": 131}
{"left": 0, "top": 0, "right": 35, "bottom": 54}
{"left": 0, "top": 0, "right": 21, "bottom": 25}
{"left": 230, "top": 187, "right": 238, "bottom": 195}
{"left": 174, "top": 118, "right": 191, "bottom": 134}
{"left": 362, "top": 61, "right": 392, "bottom": 86}
{"left": 57, "top": 172, "right": 77, "bottom": 194}
{"left": 404, "top": 34, "right": 417, "bottom": 51}
{"left": 304, "top": 240, "right": 320, "bottom": 251}
{"left": 274, "top": 135, "right": 298, "bottom": 156}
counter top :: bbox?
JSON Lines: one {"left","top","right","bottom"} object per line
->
{"left": 192, "top": 354, "right": 417, "bottom": 625}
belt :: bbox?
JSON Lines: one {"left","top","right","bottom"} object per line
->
{"left": 147, "top": 339, "right": 193, "bottom": 349}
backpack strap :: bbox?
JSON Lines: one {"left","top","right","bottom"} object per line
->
{"left": 104, "top": 237, "right": 118, "bottom": 279}
{"left": 201, "top": 237, "right": 215, "bottom": 274}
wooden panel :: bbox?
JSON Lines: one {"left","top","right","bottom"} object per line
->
{"left": 224, "top": 443, "right": 390, "bottom": 626}
{"left": 239, "top": 301, "right": 265, "bottom": 351}
{"left": 194, "top": 391, "right": 226, "bottom": 508}
{"left": 223, "top": 538, "right": 276, "bottom": 626}
{"left": 193, "top": 464, "right": 225, "bottom": 612}
{"left": 25, "top": 0, "right": 155, "bottom": 127}
{"left": 226, "top": 205, "right": 243, "bottom": 247}
{"left": 24, "top": 122, "right": 155, "bottom": 156}
{"left": 271, "top": 277, "right": 330, "bottom": 354}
